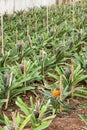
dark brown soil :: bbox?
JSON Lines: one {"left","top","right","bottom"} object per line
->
{"left": 45, "top": 98, "right": 87, "bottom": 130}
{"left": 1, "top": 91, "right": 87, "bottom": 130}
{"left": 45, "top": 117, "right": 84, "bottom": 130}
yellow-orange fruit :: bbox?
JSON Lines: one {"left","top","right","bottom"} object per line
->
{"left": 52, "top": 89, "right": 61, "bottom": 98}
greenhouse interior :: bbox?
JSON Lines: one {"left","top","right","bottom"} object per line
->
{"left": 0, "top": 0, "right": 87, "bottom": 130}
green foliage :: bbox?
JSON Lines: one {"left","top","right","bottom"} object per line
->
{"left": 0, "top": 1, "right": 87, "bottom": 128}
{"left": 79, "top": 114, "right": 87, "bottom": 130}
{"left": 48, "top": 65, "right": 87, "bottom": 99}
{"left": 0, "top": 112, "right": 31, "bottom": 130}
{"left": 0, "top": 59, "right": 42, "bottom": 104}
{"left": 41, "top": 88, "right": 75, "bottom": 114}
{"left": 16, "top": 97, "right": 55, "bottom": 129}
{"left": 79, "top": 103, "right": 87, "bottom": 130}
{"left": 80, "top": 116, "right": 87, "bottom": 130}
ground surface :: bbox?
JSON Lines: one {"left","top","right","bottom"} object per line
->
{"left": 45, "top": 98, "right": 86, "bottom": 130}
{"left": 2, "top": 91, "right": 87, "bottom": 130}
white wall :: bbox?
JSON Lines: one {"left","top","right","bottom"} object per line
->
{"left": 0, "top": 0, "right": 56, "bottom": 14}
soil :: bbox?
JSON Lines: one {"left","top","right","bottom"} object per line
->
{"left": 1, "top": 91, "right": 87, "bottom": 130}
{"left": 45, "top": 98, "right": 87, "bottom": 130}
